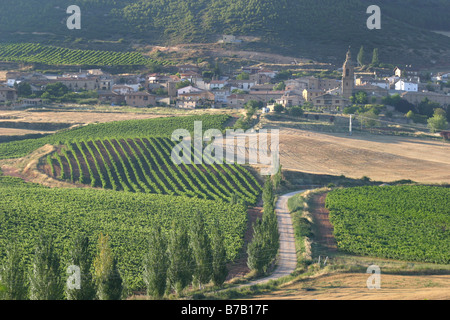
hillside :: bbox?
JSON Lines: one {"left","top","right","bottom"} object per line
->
{"left": 1, "top": 0, "right": 450, "bottom": 67}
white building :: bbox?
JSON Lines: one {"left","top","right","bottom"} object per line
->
{"left": 395, "top": 80, "right": 418, "bottom": 92}
{"left": 177, "top": 85, "right": 202, "bottom": 96}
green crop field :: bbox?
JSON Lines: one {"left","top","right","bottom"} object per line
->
{"left": 326, "top": 186, "right": 450, "bottom": 264}
{"left": 0, "top": 43, "right": 173, "bottom": 66}
{"left": 0, "top": 174, "right": 248, "bottom": 291}
{"left": 0, "top": 114, "right": 262, "bottom": 292}
{"left": 46, "top": 137, "right": 260, "bottom": 204}
{"left": 0, "top": 114, "right": 231, "bottom": 159}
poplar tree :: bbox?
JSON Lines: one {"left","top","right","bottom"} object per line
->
{"left": 189, "top": 212, "right": 212, "bottom": 288}
{"left": 357, "top": 46, "right": 365, "bottom": 67}
{"left": 372, "top": 48, "right": 380, "bottom": 67}
{"left": 210, "top": 222, "right": 228, "bottom": 287}
{"left": 247, "top": 218, "right": 266, "bottom": 275}
{"left": 29, "top": 235, "right": 64, "bottom": 300}
{"left": 93, "top": 233, "right": 123, "bottom": 300}
{"left": 66, "top": 234, "right": 96, "bottom": 300}
{"left": 167, "top": 222, "right": 193, "bottom": 295}
{"left": 0, "top": 242, "right": 28, "bottom": 300}
{"left": 143, "top": 226, "right": 168, "bottom": 299}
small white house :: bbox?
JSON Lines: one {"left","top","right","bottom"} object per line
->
{"left": 395, "top": 80, "right": 418, "bottom": 92}
{"left": 177, "top": 85, "right": 202, "bottom": 96}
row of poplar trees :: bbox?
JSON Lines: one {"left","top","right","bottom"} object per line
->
{"left": 143, "top": 213, "right": 228, "bottom": 298}
{"left": 0, "top": 233, "right": 122, "bottom": 300}
{"left": 247, "top": 171, "right": 281, "bottom": 275}
{"left": 0, "top": 213, "right": 229, "bottom": 300}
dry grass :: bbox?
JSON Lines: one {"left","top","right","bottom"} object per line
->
{"left": 248, "top": 273, "right": 450, "bottom": 300}
{"left": 277, "top": 127, "right": 450, "bottom": 184}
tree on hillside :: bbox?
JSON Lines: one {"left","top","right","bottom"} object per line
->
{"left": 189, "top": 212, "right": 213, "bottom": 289}
{"left": 236, "top": 72, "right": 250, "bottom": 80}
{"left": 16, "top": 82, "right": 32, "bottom": 97}
{"left": 167, "top": 222, "right": 193, "bottom": 295}
{"left": 29, "top": 235, "right": 64, "bottom": 300}
{"left": 357, "top": 46, "right": 365, "bottom": 67}
{"left": 66, "top": 234, "right": 96, "bottom": 300}
{"left": 0, "top": 242, "right": 28, "bottom": 300}
{"left": 93, "top": 233, "right": 123, "bottom": 300}
{"left": 176, "top": 80, "right": 191, "bottom": 90}
{"left": 143, "top": 226, "right": 168, "bottom": 299}
{"left": 371, "top": 48, "right": 380, "bottom": 67}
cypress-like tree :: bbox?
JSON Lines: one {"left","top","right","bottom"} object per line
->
{"left": 66, "top": 234, "right": 96, "bottom": 300}
{"left": 29, "top": 235, "right": 64, "bottom": 300}
{"left": 189, "top": 212, "right": 212, "bottom": 289}
{"left": 371, "top": 48, "right": 379, "bottom": 67}
{"left": 93, "top": 233, "right": 123, "bottom": 300}
{"left": 167, "top": 222, "right": 193, "bottom": 295}
{"left": 210, "top": 222, "right": 228, "bottom": 287}
{"left": 357, "top": 46, "right": 365, "bottom": 67}
{"left": 247, "top": 218, "right": 266, "bottom": 275}
{"left": 143, "top": 226, "right": 168, "bottom": 299}
{"left": 0, "top": 243, "right": 28, "bottom": 300}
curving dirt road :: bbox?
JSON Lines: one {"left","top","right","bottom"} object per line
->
{"left": 245, "top": 190, "right": 305, "bottom": 286}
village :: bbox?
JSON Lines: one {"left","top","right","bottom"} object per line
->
{"left": 1, "top": 49, "right": 450, "bottom": 129}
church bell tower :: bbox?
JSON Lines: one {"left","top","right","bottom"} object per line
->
{"left": 342, "top": 48, "right": 355, "bottom": 99}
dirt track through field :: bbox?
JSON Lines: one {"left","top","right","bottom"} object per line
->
{"left": 243, "top": 190, "right": 304, "bottom": 287}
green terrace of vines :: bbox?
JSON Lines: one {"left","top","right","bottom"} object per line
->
{"left": 326, "top": 186, "right": 450, "bottom": 264}
{"left": 44, "top": 137, "right": 260, "bottom": 204}
{"left": 0, "top": 114, "right": 231, "bottom": 159}
{"left": 0, "top": 43, "right": 172, "bottom": 67}
{"left": 0, "top": 173, "right": 248, "bottom": 291}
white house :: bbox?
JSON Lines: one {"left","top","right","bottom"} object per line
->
{"left": 209, "top": 80, "right": 227, "bottom": 90}
{"left": 395, "top": 80, "right": 418, "bottom": 92}
{"left": 177, "top": 85, "right": 202, "bottom": 96}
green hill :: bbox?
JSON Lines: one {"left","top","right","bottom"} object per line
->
{"left": 1, "top": 0, "right": 450, "bottom": 66}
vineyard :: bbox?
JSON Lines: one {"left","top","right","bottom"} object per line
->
{"left": 0, "top": 114, "right": 231, "bottom": 159}
{"left": 0, "top": 173, "right": 248, "bottom": 291}
{"left": 0, "top": 43, "right": 172, "bottom": 66}
{"left": 326, "top": 186, "right": 450, "bottom": 264}
{"left": 44, "top": 137, "right": 260, "bottom": 204}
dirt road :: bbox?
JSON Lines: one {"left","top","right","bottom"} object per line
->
{"left": 245, "top": 190, "right": 305, "bottom": 286}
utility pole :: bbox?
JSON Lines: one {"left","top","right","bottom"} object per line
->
{"left": 349, "top": 114, "right": 353, "bottom": 136}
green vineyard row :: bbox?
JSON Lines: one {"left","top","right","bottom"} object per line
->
{"left": 0, "top": 42, "right": 173, "bottom": 66}
{"left": 48, "top": 137, "right": 261, "bottom": 205}
{"left": 0, "top": 173, "right": 248, "bottom": 291}
{"left": 326, "top": 186, "right": 450, "bottom": 264}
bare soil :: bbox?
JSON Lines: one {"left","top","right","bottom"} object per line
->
{"left": 311, "top": 193, "right": 337, "bottom": 253}
{"left": 277, "top": 128, "right": 450, "bottom": 184}
{"left": 249, "top": 273, "right": 450, "bottom": 300}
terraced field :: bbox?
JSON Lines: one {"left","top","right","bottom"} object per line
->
{"left": 43, "top": 137, "right": 260, "bottom": 204}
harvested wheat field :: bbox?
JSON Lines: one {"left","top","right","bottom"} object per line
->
{"left": 249, "top": 273, "right": 450, "bottom": 300}
{"left": 0, "top": 110, "right": 169, "bottom": 125}
{"left": 277, "top": 128, "right": 450, "bottom": 184}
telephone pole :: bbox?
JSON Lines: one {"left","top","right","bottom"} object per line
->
{"left": 349, "top": 114, "right": 353, "bottom": 136}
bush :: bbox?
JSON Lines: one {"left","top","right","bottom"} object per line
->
{"left": 273, "top": 104, "right": 284, "bottom": 113}
{"left": 289, "top": 106, "right": 304, "bottom": 117}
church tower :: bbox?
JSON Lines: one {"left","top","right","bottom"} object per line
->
{"left": 341, "top": 48, "right": 355, "bottom": 99}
